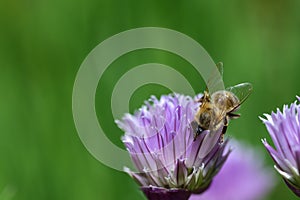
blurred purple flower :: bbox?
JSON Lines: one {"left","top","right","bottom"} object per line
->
{"left": 190, "top": 140, "right": 274, "bottom": 200}
{"left": 261, "top": 96, "right": 300, "bottom": 197}
{"left": 116, "top": 94, "right": 230, "bottom": 200}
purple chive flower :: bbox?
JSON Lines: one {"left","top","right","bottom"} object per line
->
{"left": 190, "top": 140, "right": 275, "bottom": 200}
{"left": 116, "top": 93, "right": 230, "bottom": 200}
{"left": 261, "top": 96, "right": 300, "bottom": 197}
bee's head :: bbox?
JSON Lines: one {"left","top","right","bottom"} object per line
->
{"left": 198, "top": 91, "right": 211, "bottom": 104}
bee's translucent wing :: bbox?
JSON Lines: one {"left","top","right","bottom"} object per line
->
{"left": 205, "top": 62, "right": 223, "bottom": 93}
{"left": 226, "top": 82, "right": 253, "bottom": 105}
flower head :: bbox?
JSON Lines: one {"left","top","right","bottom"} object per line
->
{"left": 190, "top": 140, "right": 275, "bottom": 200}
{"left": 261, "top": 96, "right": 300, "bottom": 197}
{"left": 116, "top": 93, "right": 229, "bottom": 200}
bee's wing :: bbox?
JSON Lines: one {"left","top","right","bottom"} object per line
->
{"left": 226, "top": 82, "right": 253, "bottom": 108}
{"left": 205, "top": 62, "right": 224, "bottom": 93}
{"left": 214, "top": 105, "right": 228, "bottom": 125}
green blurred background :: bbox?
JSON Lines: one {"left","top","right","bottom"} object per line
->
{"left": 1, "top": 0, "right": 300, "bottom": 199}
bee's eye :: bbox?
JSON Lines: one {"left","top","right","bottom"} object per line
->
{"left": 197, "top": 125, "right": 203, "bottom": 134}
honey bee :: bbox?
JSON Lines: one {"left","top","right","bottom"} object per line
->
{"left": 191, "top": 63, "right": 252, "bottom": 140}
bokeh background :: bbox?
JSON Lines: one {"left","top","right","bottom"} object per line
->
{"left": 1, "top": 0, "right": 300, "bottom": 199}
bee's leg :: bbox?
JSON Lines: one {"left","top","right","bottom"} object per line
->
{"left": 220, "top": 127, "right": 227, "bottom": 143}
{"left": 228, "top": 112, "right": 240, "bottom": 119}
{"left": 221, "top": 125, "right": 228, "bottom": 135}
{"left": 220, "top": 116, "right": 229, "bottom": 142}
{"left": 222, "top": 116, "right": 229, "bottom": 134}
